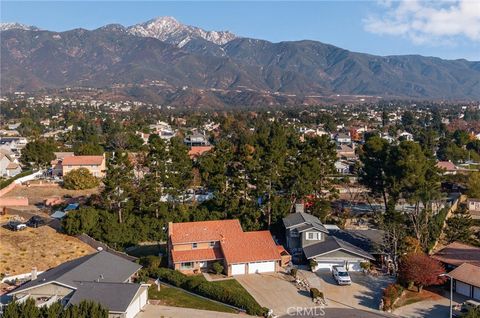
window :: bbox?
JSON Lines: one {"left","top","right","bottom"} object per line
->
{"left": 306, "top": 232, "right": 321, "bottom": 241}
{"left": 209, "top": 241, "right": 216, "bottom": 248}
{"left": 192, "top": 243, "right": 198, "bottom": 249}
{"left": 180, "top": 262, "right": 194, "bottom": 270}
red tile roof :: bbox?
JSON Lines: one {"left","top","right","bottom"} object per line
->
{"left": 448, "top": 263, "right": 480, "bottom": 287}
{"left": 169, "top": 220, "right": 284, "bottom": 265}
{"left": 188, "top": 146, "right": 213, "bottom": 159}
{"left": 172, "top": 248, "right": 224, "bottom": 263}
{"left": 432, "top": 242, "right": 480, "bottom": 267}
{"left": 62, "top": 155, "right": 104, "bottom": 166}
{"left": 170, "top": 219, "right": 243, "bottom": 244}
{"left": 221, "top": 231, "right": 281, "bottom": 264}
{"left": 436, "top": 161, "right": 457, "bottom": 171}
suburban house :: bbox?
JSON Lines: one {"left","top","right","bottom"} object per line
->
{"left": 8, "top": 251, "right": 148, "bottom": 318}
{"left": 188, "top": 146, "right": 213, "bottom": 160}
{"left": 183, "top": 134, "right": 210, "bottom": 147}
{"left": 334, "top": 133, "right": 352, "bottom": 145}
{"left": 168, "top": 219, "right": 290, "bottom": 276}
{"left": 398, "top": 131, "right": 414, "bottom": 141}
{"left": 436, "top": 161, "right": 458, "bottom": 175}
{"left": 283, "top": 212, "right": 374, "bottom": 271}
{"left": 336, "top": 145, "right": 356, "bottom": 160}
{"left": 61, "top": 155, "right": 106, "bottom": 178}
{"left": 467, "top": 199, "right": 480, "bottom": 220}
{"left": 0, "top": 152, "right": 21, "bottom": 177}
{"left": 432, "top": 242, "right": 480, "bottom": 301}
{"left": 448, "top": 263, "right": 480, "bottom": 301}
{"left": 334, "top": 160, "right": 350, "bottom": 175}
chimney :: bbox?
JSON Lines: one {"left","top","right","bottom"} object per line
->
{"left": 31, "top": 267, "right": 37, "bottom": 280}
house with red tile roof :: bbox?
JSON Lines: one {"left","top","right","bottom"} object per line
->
{"left": 61, "top": 155, "right": 106, "bottom": 178}
{"left": 188, "top": 146, "right": 213, "bottom": 160}
{"left": 436, "top": 161, "right": 458, "bottom": 175}
{"left": 168, "top": 219, "right": 290, "bottom": 276}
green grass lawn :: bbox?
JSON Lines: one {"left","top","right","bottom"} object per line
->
{"left": 148, "top": 284, "right": 238, "bottom": 314}
{"left": 211, "top": 279, "right": 259, "bottom": 304}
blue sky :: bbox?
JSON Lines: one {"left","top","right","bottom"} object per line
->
{"left": 1, "top": 1, "right": 479, "bottom": 61}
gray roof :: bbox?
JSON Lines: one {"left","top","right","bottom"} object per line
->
{"left": 283, "top": 212, "right": 328, "bottom": 233}
{"left": 10, "top": 251, "right": 141, "bottom": 294}
{"left": 303, "top": 236, "right": 375, "bottom": 261}
{"left": 67, "top": 282, "right": 143, "bottom": 312}
{"left": 329, "top": 229, "right": 385, "bottom": 255}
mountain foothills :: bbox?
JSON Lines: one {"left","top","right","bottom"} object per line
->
{"left": 1, "top": 17, "right": 480, "bottom": 105}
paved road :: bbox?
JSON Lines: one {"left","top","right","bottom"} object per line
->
{"left": 138, "top": 304, "right": 396, "bottom": 318}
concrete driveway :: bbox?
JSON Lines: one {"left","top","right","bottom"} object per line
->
{"left": 235, "top": 273, "right": 315, "bottom": 316}
{"left": 393, "top": 290, "right": 468, "bottom": 318}
{"left": 316, "top": 270, "right": 394, "bottom": 311}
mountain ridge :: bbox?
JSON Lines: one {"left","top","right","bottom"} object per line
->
{"left": 1, "top": 17, "right": 479, "bottom": 104}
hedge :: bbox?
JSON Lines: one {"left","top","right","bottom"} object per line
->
{"left": 150, "top": 268, "right": 267, "bottom": 316}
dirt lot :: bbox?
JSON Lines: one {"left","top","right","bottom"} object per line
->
{"left": 2, "top": 184, "right": 100, "bottom": 205}
{"left": 0, "top": 225, "right": 95, "bottom": 276}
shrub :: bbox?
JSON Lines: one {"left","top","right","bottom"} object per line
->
{"left": 309, "top": 259, "right": 318, "bottom": 270}
{"left": 290, "top": 268, "right": 298, "bottom": 278}
{"left": 360, "top": 261, "right": 371, "bottom": 271}
{"left": 212, "top": 261, "right": 224, "bottom": 275}
{"left": 139, "top": 255, "right": 161, "bottom": 271}
{"left": 63, "top": 168, "right": 100, "bottom": 190}
{"left": 382, "top": 283, "right": 404, "bottom": 311}
{"left": 310, "top": 288, "right": 323, "bottom": 300}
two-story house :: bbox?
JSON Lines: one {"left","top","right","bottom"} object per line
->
{"left": 168, "top": 219, "right": 290, "bottom": 276}
{"left": 283, "top": 212, "right": 374, "bottom": 271}
{"left": 61, "top": 155, "right": 106, "bottom": 178}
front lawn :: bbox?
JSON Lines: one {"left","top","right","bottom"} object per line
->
{"left": 150, "top": 268, "right": 266, "bottom": 315}
{"left": 148, "top": 285, "right": 237, "bottom": 313}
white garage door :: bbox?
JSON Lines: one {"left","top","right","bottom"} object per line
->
{"left": 474, "top": 287, "right": 480, "bottom": 300}
{"left": 314, "top": 260, "right": 344, "bottom": 271}
{"left": 456, "top": 281, "right": 471, "bottom": 297}
{"left": 248, "top": 261, "right": 275, "bottom": 274}
{"left": 125, "top": 286, "right": 148, "bottom": 318}
{"left": 231, "top": 264, "right": 246, "bottom": 275}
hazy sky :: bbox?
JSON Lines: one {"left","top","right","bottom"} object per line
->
{"left": 1, "top": 1, "right": 479, "bottom": 61}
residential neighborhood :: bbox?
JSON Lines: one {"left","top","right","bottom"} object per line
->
{"left": 1, "top": 2, "right": 480, "bottom": 315}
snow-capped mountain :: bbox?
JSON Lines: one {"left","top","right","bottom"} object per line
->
{"left": 0, "top": 22, "right": 39, "bottom": 31}
{"left": 127, "top": 16, "right": 236, "bottom": 47}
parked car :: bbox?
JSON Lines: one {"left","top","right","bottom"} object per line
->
{"left": 26, "top": 216, "right": 46, "bottom": 228}
{"left": 453, "top": 300, "right": 480, "bottom": 318}
{"left": 7, "top": 221, "right": 27, "bottom": 231}
{"left": 332, "top": 266, "right": 352, "bottom": 285}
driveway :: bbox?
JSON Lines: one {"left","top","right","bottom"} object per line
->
{"left": 393, "top": 290, "right": 468, "bottom": 318}
{"left": 235, "top": 273, "right": 314, "bottom": 316}
{"left": 137, "top": 304, "right": 243, "bottom": 318}
{"left": 316, "top": 270, "right": 394, "bottom": 311}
